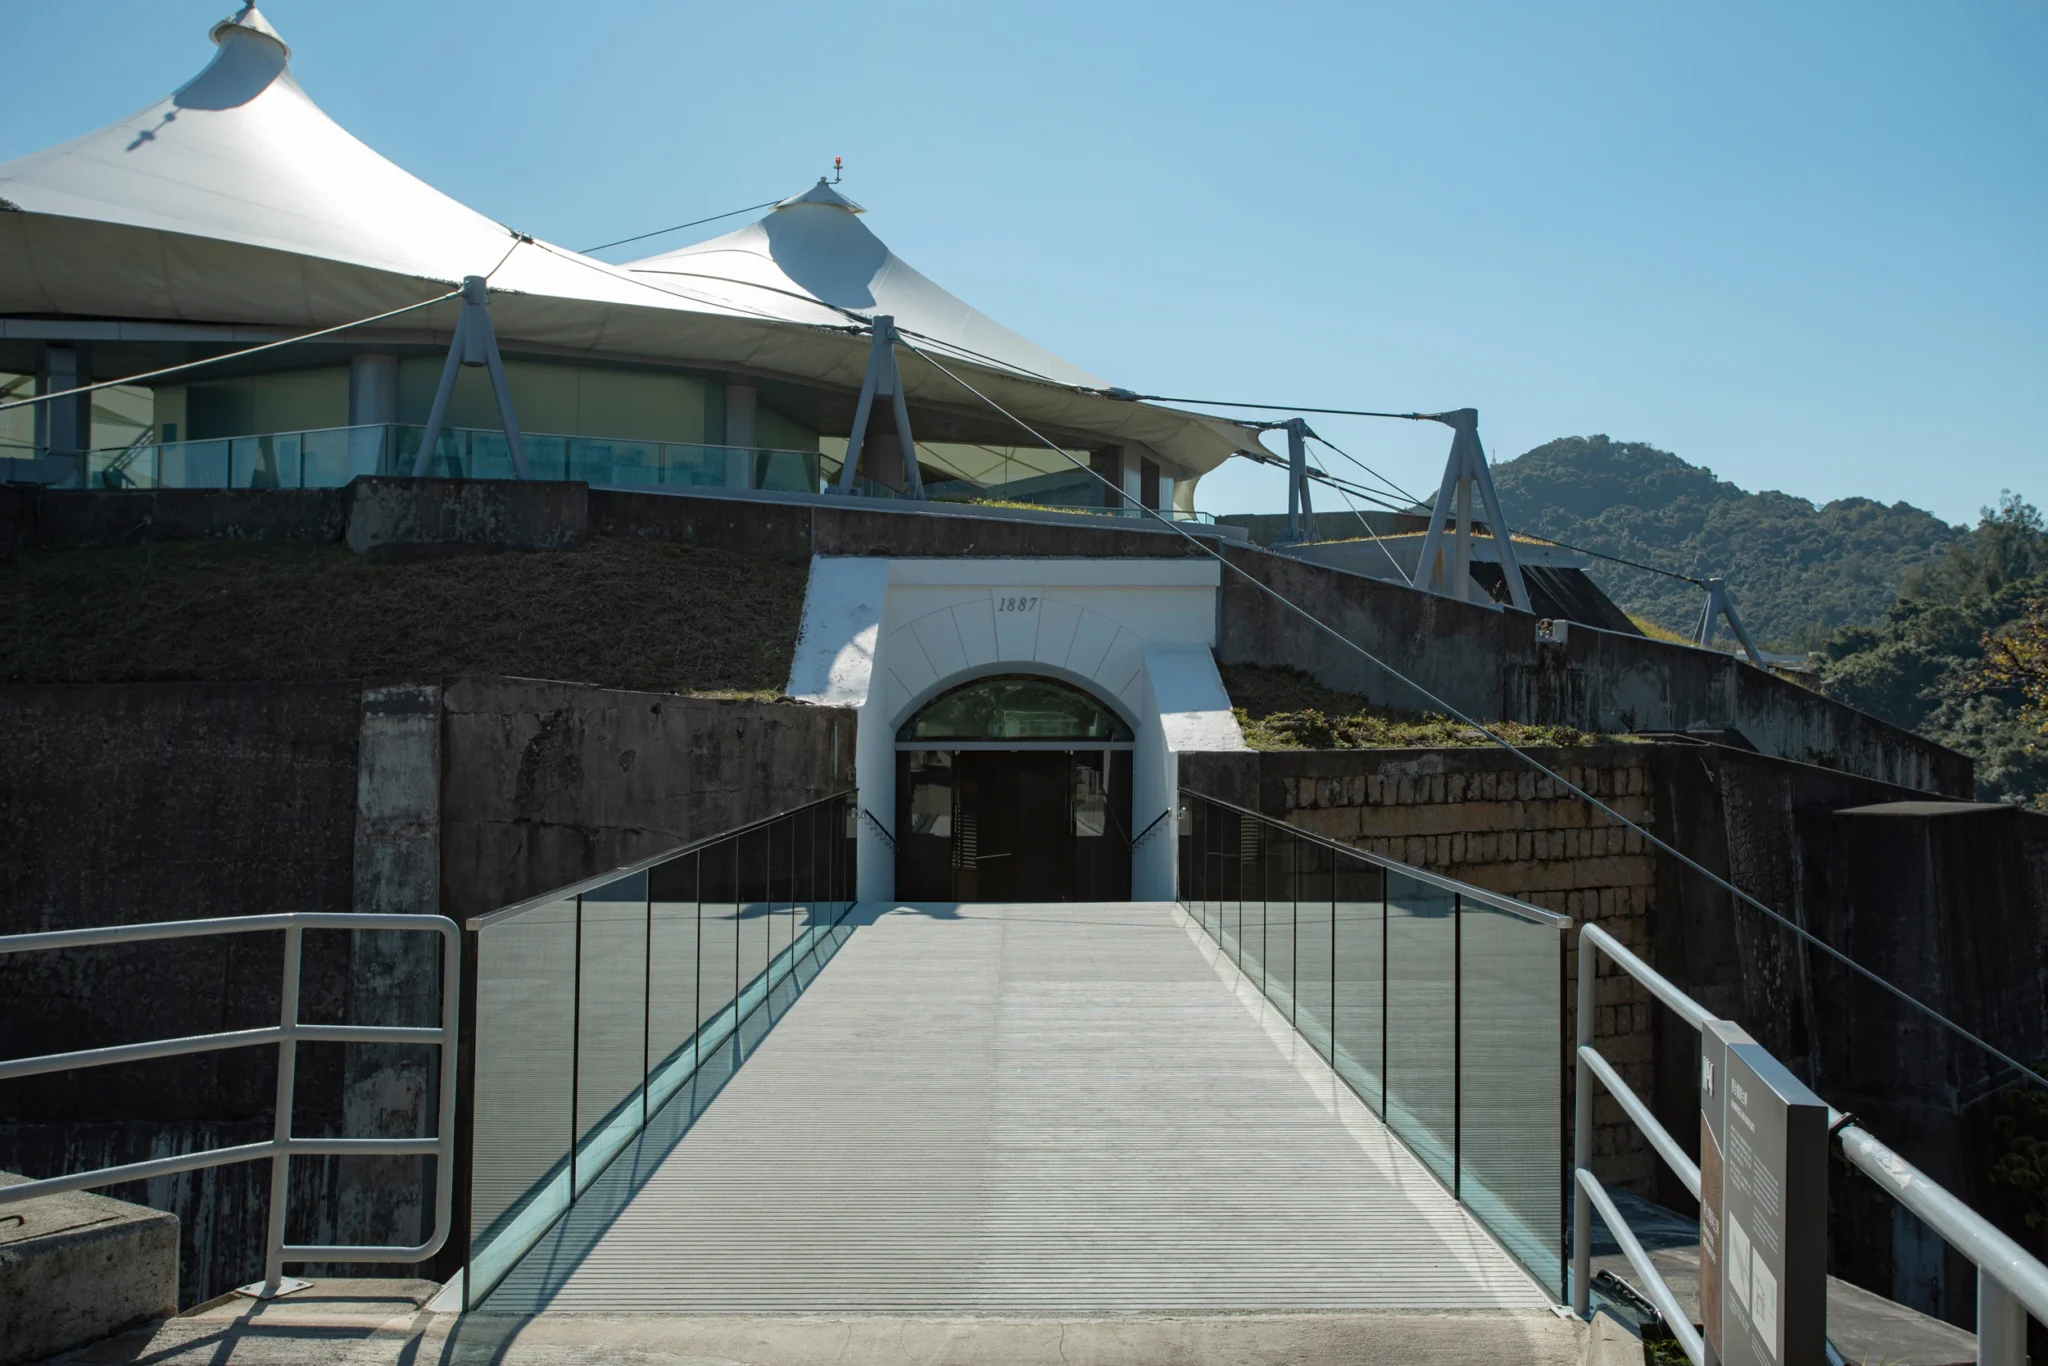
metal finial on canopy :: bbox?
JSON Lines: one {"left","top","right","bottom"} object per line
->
{"left": 209, "top": 3, "right": 290, "bottom": 57}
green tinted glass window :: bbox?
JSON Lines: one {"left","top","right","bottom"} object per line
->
{"left": 899, "top": 674, "right": 1132, "bottom": 742}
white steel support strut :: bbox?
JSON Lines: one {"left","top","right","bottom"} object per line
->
{"left": 1413, "top": 408, "right": 1531, "bottom": 612}
{"left": 1695, "top": 576, "right": 1766, "bottom": 668}
{"left": 829, "top": 315, "right": 923, "bottom": 498}
{"left": 410, "top": 275, "right": 530, "bottom": 480}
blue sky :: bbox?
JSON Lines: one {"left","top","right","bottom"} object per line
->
{"left": 4, "top": 2, "right": 2041, "bottom": 526}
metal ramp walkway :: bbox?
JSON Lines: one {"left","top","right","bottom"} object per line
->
{"left": 479, "top": 901, "right": 1549, "bottom": 1314}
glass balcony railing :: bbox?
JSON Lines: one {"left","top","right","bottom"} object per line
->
{"left": 51, "top": 422, "right": 1216, "bottom": 523}
{"left": 67, "top": 424, "right": 825, "bottom": 495}
{"left": 1177, "top": 789, "right": 1569, "bottom": 1296}
{"left": 463, "top": 792, "right": 858, "bottom": 1309}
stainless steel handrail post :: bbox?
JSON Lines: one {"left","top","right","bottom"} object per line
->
{"left": 1573, "top": 919, "right": 2048, "bottom": 1366}
{"left": 1572, "top": 927, "right": 1595, "bottom": 1317}
{"left": 0, "top": 912, "right": 460, "bottom": 1296}
{"left": 260, "top": 924, "right": 303, "bottom": 1296}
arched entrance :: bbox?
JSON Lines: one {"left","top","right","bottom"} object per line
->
{"left": 894, "top": 673, "right": 1135, "bottom": 902}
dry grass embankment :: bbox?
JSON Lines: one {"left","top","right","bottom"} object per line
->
{"left": 1221, "top": 663, "right": 1637, "bottom": 750}
{"left": 1, "top": 537, "right": 807, "bottom": 696}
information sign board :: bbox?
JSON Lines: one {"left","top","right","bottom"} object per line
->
{"left": 1699, "top": 1020, "right": 1828, "bottom": 1365}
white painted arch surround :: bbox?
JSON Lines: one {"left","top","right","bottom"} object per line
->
{"left": 785, "top": 557, "right": 1246, "bottom": 900}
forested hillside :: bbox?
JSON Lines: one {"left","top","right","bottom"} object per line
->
{"left": 1815, "top": 495, "right": 2048, "bottom": 809}
{"left": 1489, "top": 435, "right": 1961, "bottom": 646}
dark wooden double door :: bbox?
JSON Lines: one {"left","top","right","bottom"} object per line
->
{"left": 896, "top": 749, "right": 1132, "bottom": 902}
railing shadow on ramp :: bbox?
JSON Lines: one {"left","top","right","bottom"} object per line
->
{"left": 470, "top": 908, "right": 882, "bottom": 1316}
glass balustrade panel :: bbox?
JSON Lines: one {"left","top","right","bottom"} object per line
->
{"left": 1330, "top": 858, "right": 1386, "bottom": 1106}
{"left": 768, "top": 817, "right": 794, "bottom": 972}
{"left": 1385, "top": 869, "right": 1458, "bottom": 1185}
{"left": 156, "top": 438, "right": 229, "bottom": 489}
{"left": 299, "top": 426, "right": 388, "bottom": 486}
{"left": 698, "top": 841, "right": 741, "bottom": 1032}
{"left": 1261, "top": 827, "right": 1298, "bottom": 1011}
{"left": 470, "top": 896, "right": 577, "bottom": 1263}
{"left": 569, "top": 437, "right": 661, "bottom": 486}
{"left": 1226, "top": 811, "right": 1256, "bottom": 969}
{"left": 647, "top": 854, "right": 700, "bottom": 1088}
{"left": 737, "top": 827, "right": 771, "bottom": 999}
{"left": 575, "top": 872, "right": 649, "bottom": 1191}
{"left": 1459, "top": 897, "right": 1563, "bottom": 1290}
{"left": 791, "top": 808, "right": 818, "bottom": 945}
{"left": 1293, "top": 837, "right": 1336, "bottom": 1058}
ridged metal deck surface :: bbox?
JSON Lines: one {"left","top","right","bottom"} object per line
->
{"left": 481, "top": 901, "right": 1548, "bottom": 1314}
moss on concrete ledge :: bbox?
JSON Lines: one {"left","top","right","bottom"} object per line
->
{"left": 1221, "top": 663, "right": 1638, "bottom": 750}
{"left": 1, "top": 537, "right": 805, "bottom": 696}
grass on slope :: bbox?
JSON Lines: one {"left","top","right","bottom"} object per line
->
{"left": 1221, "top": 664, "right": 1635, "bottom": 750}
{"left": 1, "top": 537, "right": 806, "bottom": 696}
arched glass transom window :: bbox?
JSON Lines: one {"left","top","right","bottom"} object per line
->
{"left": 898, "top": 674, "right": 1134, "bottom": 743}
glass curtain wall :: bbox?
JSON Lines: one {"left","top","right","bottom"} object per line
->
{"left": 466, "top": 792, "right": 857, "bottom": 1306}
{"left": 1177, "top": 790, "right": 1568, "bottom": 1296}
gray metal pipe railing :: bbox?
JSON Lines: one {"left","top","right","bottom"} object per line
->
{"left": 1572, "top": 920, "right": 2048, "bottom": 1366}
{"left": 0, "top": 911, "right": 460, "bottom": 1299}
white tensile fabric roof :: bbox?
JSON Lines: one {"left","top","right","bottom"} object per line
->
{"left": 0, "top": 6, "right": 1251, "bottom": 476}
{"left": 624, "top": 180, "right": 1105, "bottom": 391}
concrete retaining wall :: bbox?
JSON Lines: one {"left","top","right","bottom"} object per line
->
{"left": 1212, "top": 544, "right": 1968, "bottom": 797}
{"left": 0, "top": 481, "right": 1969, "bottom": 795}
{"left": 0, "top": 676, "right": 854, "bottom": 1306}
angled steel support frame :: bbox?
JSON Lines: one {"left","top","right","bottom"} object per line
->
{"left": 1413, "top": 408, "right": 1532, "bottom": 612}
{"left": 410, "top": 275, "right": 530, "bottom": 479}
{"left": 1272, "top": 417, "right": 1318, "bottom": 545}
{"left": 1694, "top": 576, "right": 1766, "bottom": 668}
{"left": 829, "top": 315, "right": 924, "bottom": 499}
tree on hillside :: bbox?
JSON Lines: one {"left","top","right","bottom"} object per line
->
{"left": 1961, "top": 592, "right": 2048, "bottom": 743}
{"left": 1818, "top": 494, "right": 2048, "bottom": 810}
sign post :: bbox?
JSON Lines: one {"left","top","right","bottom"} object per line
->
{"left": 1700, "top": 1020, "right": 1828, "bottom": 1365}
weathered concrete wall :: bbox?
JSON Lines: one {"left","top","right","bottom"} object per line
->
{"left": 2, "top": 486, "right": 348, "bottom": 551}
{"left": 0, "top": 682, "right": 364, "bottom": 937}
{"left": 439, "top": 677, "right": 853, "bottom": 923}
{"left": 3, "top": 481, "right": 1969, "bottom": 795}
{"left": 338, "top": 683, "right": 445, "bottom": 1270}
{"left": 1648, "top": 762, "right": 2048, "bottom": 1328}
{"left": 0, "top": 675, "right": 855, "bottom": 1304}
{"left": 344, "top": 477, "right": 588, "bottom": 558}
{"left": 0, "top": 682, "right": 363, "bottom": 1306}
{"left": 1799, "top": 802, "right": 2046, "bottom": 1323}
{"left": 1213, "top": 544, "right": 1969, "bottom": 797}
{"left": 0, "top": 1172, "right": 178, "bottom": 1366}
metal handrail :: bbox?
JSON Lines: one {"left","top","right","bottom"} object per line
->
{"left": 1183, "top": 791, "right": 1573, "bottom": 929}
{"left": 470, "top": 791, "right": 855, "bottom": 931}
{"left": 0, "top": 911, "right": 460, "bottom": 1299}
{"left": 1572, "top": 920, "right": 2048, "bottom": 1366}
